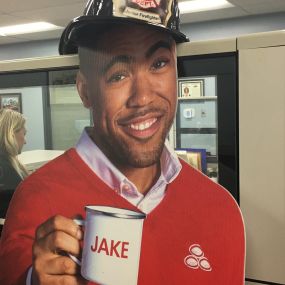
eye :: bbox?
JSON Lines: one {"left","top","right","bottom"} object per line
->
{"left": 107, "top": 72, "right": 128, "bottom": 83}
{"left": 151, "top": 58, "right": 169, "bottom": 71}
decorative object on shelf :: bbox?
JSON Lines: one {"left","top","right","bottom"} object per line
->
{"left": 175, "top": 148, "right": 207, "bottom": 174}
{"left": 207, "top": 167, "right": 218, "bottom": 183}
{"left": 178, "top": 79, "right": 204, "bottom": 99}
{"left": 183, "top": 108, "right": 195, "bottom": 119}
{"left": 0, "top": 93, "right": 22, "bottom": 113}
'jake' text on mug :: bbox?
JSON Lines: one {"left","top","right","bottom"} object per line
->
{"left": 91, "top": 235, "right": 130, "bottom": 258}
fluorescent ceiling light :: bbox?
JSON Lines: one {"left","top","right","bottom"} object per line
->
{"left": 0, "top": 22, "right": 62, "bottom": 36}
{"left": 179, "top": 0, "right": 234, "bottom": 14}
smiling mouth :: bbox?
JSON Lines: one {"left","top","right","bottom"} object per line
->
{"left": 129, "top": 118, "right": 157, "bottom": 131}
{"left": 119, "top": 115, "right": 162, "bottom": 140}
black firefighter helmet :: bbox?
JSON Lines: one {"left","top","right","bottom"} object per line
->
{"left": 59, "top": 0, "right": 189, "bottom": 54}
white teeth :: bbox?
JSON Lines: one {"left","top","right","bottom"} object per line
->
{"left": 139, "top": 124, "right": 144, "bottom": 131}
{"left": 130, "top": 118, "right": 157, "bottom": 131}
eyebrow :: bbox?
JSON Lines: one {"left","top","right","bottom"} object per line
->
{"left": 101, "top": 39, "right": 173, "bottom": 75}
{"left": 101, "top": 55, "right": 133, "bottom": 75}
{"left": 145, "top": 40, "right": 172, "bottom": 59}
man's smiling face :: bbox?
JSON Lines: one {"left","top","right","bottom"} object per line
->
{"left": 77, "top": 25, "right": 177, "bottom": 168}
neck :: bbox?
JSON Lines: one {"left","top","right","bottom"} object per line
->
{"left": 117, "top": 163, "right": 161, "bottom": 195}
{"left": 88, "top": 128, "right": 162, "bottom": 195}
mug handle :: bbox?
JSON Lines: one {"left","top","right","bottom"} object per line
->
{"left": 68, "top": 218, "right": 85, "bottom": 266}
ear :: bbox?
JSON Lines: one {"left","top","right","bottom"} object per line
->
{"left": 76, "top": 71, "right": 92, "bottom": 108}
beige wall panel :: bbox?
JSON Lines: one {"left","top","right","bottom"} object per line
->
{"left": 238, "top": 30, "right": 285, "bottom": 50}
{"left": 239, "top": 46, "right": 285, "bottom": 284}
{"left": 177, "top": 38, "right": 236, "bottom": 57}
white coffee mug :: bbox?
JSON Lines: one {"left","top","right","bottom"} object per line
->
{"left": 70, "top": 205, "right": 146, "bottom": 285}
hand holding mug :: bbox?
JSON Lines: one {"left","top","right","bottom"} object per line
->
{"left": 31, "top": 207, "right": 145, "bottom": 285}
{"left": 31, "top": 215, "right": 87, "bottom": 285}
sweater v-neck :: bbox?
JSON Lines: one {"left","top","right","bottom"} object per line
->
{"left": 65, "top": 148, "right": 176, "bottom": 219}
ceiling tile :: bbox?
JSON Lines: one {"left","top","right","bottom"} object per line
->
{"left": 181, "top": 7, "right": 249, "bottom": 24}
{"left": 15, "top": 29, "right": 64, "bottom": 41}
{"left": 228, "top": 0, "right": 273, "bottom": 6}
{"left": 0, "top": 0, "right": 285, "bottom": 46}
{"left": 0, "top": 29, "right": 63, "bottom": 46}
{"left": 228, "top": 0, "right": 285, "bottom": 13}
{"left": 1, "top": 0, "right": 85, "bottom": 13}
{"left": 241, "top": 4, "right": 285, "bottom": 14}
{"left": 0, "top": 14, "right": 36, "bottom": 26}
{"left": 10, "top": 3, "right": 86, "bottom": 27}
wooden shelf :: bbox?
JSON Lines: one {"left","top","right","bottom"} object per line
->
{"left": 178, "top": 96, "right": 217, "bottom": 100}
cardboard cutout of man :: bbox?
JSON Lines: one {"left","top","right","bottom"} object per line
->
{"left": 0, "top": 0, "right": 245, "bottom": 284}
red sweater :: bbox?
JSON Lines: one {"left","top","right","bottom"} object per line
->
{"left": 0, "top": 149, "right": 245, "bottom": 285}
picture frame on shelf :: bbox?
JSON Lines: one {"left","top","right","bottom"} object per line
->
{"left": 175, "top": 148, "right": 207, "bottom": 174}
{"left": 0, "top": 93, "right": 22, "bottom": 113}
{"left": 178, "top": 79, "right": 204, "bottom": 99}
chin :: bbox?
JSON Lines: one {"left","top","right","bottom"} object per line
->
{"left": 125, "top": 146, "right": 163, "bottom": 168}
{"left": 128, "top": 157, "right": 158, "bottom": 168}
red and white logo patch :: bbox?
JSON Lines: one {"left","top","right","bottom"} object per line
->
{"left": 131, "top": 0, "right": 161, "bottom": 9}
{"left": 184, "top": 244, "right": 212, "bottom": 271}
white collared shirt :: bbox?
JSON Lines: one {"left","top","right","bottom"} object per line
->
{"left": 75, "top": 128, "right": 182, "bottom": 214}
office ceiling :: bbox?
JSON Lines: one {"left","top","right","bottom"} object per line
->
{"left": 0, "top": 0, "right": 285, "bottom": 45}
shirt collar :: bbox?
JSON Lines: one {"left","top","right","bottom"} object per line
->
{"left": 75, "top": 127, "right": 181, "bottom": 193}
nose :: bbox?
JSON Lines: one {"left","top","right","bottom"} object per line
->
{"left": 126, "top": 73, "right": 155, "bottom": 108}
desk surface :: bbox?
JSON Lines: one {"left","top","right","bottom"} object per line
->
{"left": 18, "top": 150, "right": 64, "bottom": 165}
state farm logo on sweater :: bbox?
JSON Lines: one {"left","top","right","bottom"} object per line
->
{"left": 184, "top": 244, "right": 212, "bottom": 271}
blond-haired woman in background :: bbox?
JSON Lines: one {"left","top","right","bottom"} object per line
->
{"left": 0, "top": 108, "right": 28, "bottom": 222}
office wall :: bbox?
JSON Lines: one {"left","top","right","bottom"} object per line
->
{"left": 239, "top": 42, "right": 285, "bottom": 284}
{"left": 0, "top": 39, "right": 59, "bottom": 61}
{"left": 0, "top": 87, "right": 45, "bottom": 151}
{"left": 181, "top": 12, "right": 285, "bottom": 41}
{"left": 0, "top": 12, "right": 284, "bottom": 61}
{"left": 49, "top": 85, "right": 91, "bottom": 150}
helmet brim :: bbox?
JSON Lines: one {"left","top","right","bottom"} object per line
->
{"left": 59, "top": 16, "right": 189, "bottom": 55}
